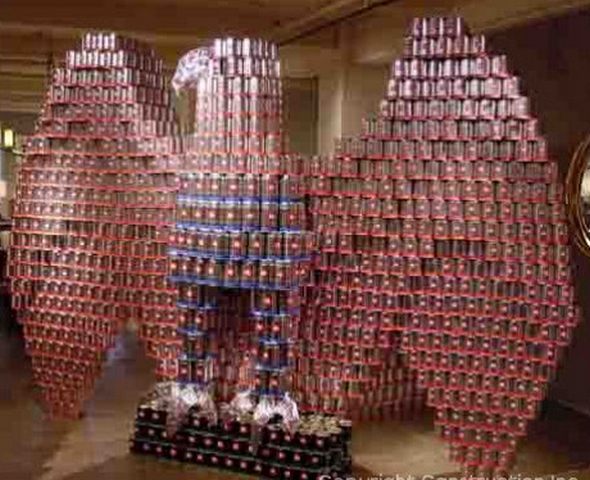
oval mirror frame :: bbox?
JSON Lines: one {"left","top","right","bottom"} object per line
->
{"left": 566, "top": 134, "right": 590, "bottom": 257}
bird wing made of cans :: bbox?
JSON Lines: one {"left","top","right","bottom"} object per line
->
{"left": 8, "top": 32, "right": 181, "bottom": 418}
{"left": 301, "top": 16, "right": 580, "bottom": 477}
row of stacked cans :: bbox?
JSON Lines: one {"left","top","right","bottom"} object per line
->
{"left": 131, "top": 394, "right": 352, "bottom": 480}
{"left": 22, "top": 135, "right": 181, "bottom": 156}
{"left": 8, "top": 32, "right": 181, "bottom": 417}
{"left": 299, "top": 16, "right": 579, "bottom": 477}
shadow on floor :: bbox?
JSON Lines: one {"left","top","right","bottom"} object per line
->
{"left": 0, "top": 300, "right": 73, "bottom": 480}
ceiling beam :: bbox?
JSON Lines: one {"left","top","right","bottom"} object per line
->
{"left": 1, "top": 90, "right": 42, "bottom": 99}
{"left": 280, "top": 45, "right": 344, "bottom": 77}
{"left": 0, "top": 76, "right": 45, "bottom": 92}
{"left": 0, "top": 63, "right": 47, "bottom": 77}
{"left": 272, "top": 0, "right": 397, "bottom": 45}
{"left": 0, "top": 21, "right": 207, "bottom": 50}
{"left": 0, "top": 0, "right": 280, "bottom": 39}
{"left": 0, "top": 29, "right": 73, "bottom": 59}
{"left": 0, "top": 101, "right": 41, "bottom": 114}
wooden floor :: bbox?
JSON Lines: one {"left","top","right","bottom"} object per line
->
{"left": 1, "top": 299, "right": 590, "bottom": 480}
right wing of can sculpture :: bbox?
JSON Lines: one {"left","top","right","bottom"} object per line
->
{"left": 302, "top": 16, "right": 579, "bottom": 476}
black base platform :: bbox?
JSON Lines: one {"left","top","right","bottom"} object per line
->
{"left": 130, "top": 404, "right": 352, "bottom": 480}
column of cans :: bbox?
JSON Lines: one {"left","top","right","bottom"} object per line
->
{"left": 307, "top": 16, "right": 579, "bottom": 476}
{"left": 8, "top": 32, "right": 181, "bottom": 417}
{"left": 167, "top": 38, "right": 312, "bottom": 402}
{"left": 301, "top": 149, "right": 426, "bottom": 420}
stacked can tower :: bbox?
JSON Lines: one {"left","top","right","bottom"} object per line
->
{"left": 168, "top": 39, "right": 313, "bottom": 421}
{"left": 300, "top": 152, "right": 426, "bottom": 420}
{"left": 8, "top": 33, "right": 180, "bottom": 417}
{"left": 130, "top": 39, "right": 352, "bottom": 480}
{"left": 306, "top": 16, "right": 579, "bottom": 476}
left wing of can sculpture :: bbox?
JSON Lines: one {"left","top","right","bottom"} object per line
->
{"left": 9, "top": 32, "right": 180, "bottom": 418}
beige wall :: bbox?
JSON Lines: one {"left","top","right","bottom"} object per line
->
{"left": 317, "top": 61, "right": 388, "bottom": 153}
{"left": 312, "top": 25, "right": 389, "bottom": 155}
{"left": 318, "top": 66, "right": 344, "bottom": 155}
{"left": 340, "top": 63, "right": 389, "bottom": 138}
{"left": 283, "top": 78, "right": 318, "bottom": 156}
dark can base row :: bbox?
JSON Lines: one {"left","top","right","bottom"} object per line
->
{"left": 130, "top": 404, "right": 352, "bottom": 480}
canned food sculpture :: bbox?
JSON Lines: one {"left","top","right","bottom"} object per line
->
{"left": 130, "top": 39, "right": 352, "bottom": 479}
{"left": 8, "top": 33, "right": 180, "bottom": 418}
{"left": 305, "top": 17, "right": 579, "bottom": 476}
{"left": 168, "top": 38, "right": 312, "bottom": 424}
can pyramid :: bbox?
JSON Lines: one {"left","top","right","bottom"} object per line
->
{"left": 303, "top": 17, "right": 579, "bottom": 475}
{"left": 8, "top": 33, "right": 180, "bottom": 418}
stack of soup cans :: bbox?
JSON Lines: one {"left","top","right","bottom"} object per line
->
{"left": 304, "top": 16, "right": 579, "bottom": 476}
{"left": 8, "top": 32, "right": 181, "bottom": 418}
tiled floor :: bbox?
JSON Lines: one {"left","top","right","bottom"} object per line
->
{"left": 1, "top": 301, "right": 590, "bottom": 480}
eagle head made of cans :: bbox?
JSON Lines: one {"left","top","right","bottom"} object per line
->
{"left": 171, "top": 47, "right": 212, "bottom": 95}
